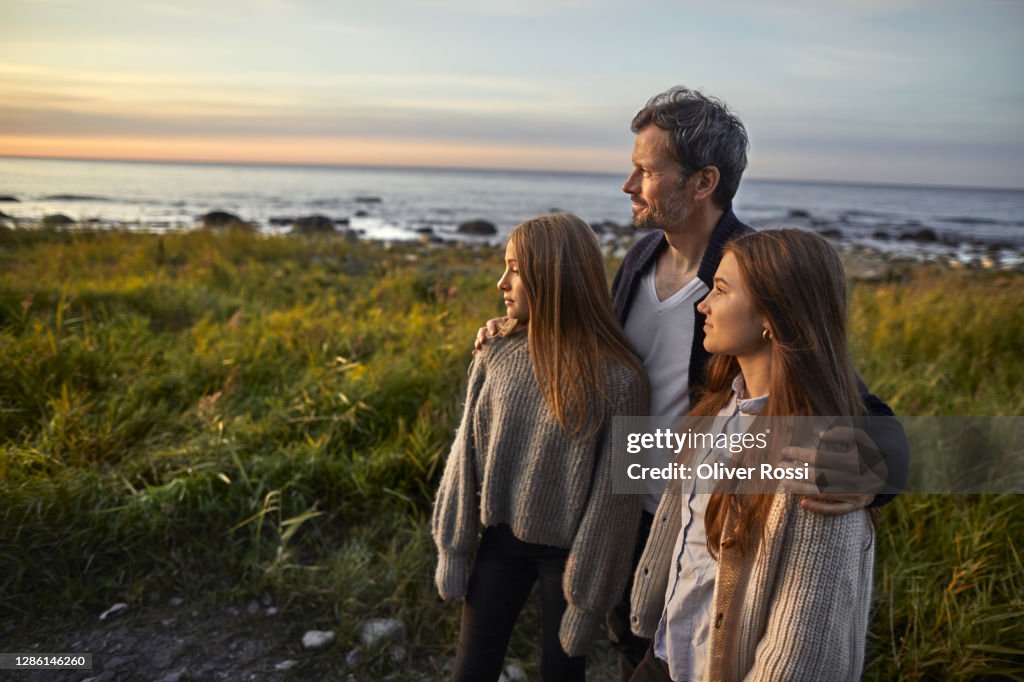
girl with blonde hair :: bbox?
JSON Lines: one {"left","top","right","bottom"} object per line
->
{"left": 433, "top": 212, "right": 648, "bottom": 681}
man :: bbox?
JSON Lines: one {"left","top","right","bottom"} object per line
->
{"left": 609, "top": 86, "right": 906, "bottom": 681}
{"left": 477, "top": 86, "right": 908, "bottom": 680}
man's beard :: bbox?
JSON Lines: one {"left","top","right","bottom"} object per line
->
{"left": 630, "top": 193, "right": 689, "bottom": 231}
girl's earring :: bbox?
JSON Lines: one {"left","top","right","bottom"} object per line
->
{"left": 762, "top": 328, "right": 772, "bottom": 343}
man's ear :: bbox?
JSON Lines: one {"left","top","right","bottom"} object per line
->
{"left": 692, "top": 166, "right": 720, "bottom": 202}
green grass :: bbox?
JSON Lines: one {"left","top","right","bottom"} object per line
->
{"left": 1, "top": 227, "right": 1021, "bottom": 679}
{"left": 848, "top": 268, "right": 1024, "bottom": 679}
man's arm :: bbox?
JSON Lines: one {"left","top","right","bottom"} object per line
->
{"left": 782, "top": 381, "right": 908, "bottom": 516}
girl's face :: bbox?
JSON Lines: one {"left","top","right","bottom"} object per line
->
{"left": 497, "top": 240, "right": 530, "bottom": 323}
{"left": 697, "top": 252, "right": 768, "bottom": 357}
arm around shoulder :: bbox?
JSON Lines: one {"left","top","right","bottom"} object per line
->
{"left": 856, "top": 378, "right": 909, "bottom": 507}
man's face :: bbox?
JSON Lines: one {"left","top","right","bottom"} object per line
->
{"left": 622, "top": 125, "right": 691, "bottom": 231}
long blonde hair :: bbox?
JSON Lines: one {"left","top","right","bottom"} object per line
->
{"left": 696, "top": 229, "right": 866, "bottom": 555}
{"left": 502, "top": 213, "right": 644, "bottom": 438}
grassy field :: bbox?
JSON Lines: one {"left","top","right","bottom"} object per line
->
{"left": 1, "top": 227, "right": 1022, "bottom": 680}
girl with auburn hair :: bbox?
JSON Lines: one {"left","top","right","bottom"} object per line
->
{"left": 629, "top": 228, "right": 877, "bottom": 682}
{"left": 433, "top": 212, "right": 649, "bottom": 681}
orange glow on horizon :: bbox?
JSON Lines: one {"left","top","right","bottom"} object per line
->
{"left": 0, "top": 135, "right": 623, "bottom": 173}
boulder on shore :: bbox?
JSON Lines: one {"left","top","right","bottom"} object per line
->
{"left": 43, "top": 213, "right": 75, "bottom": 227}
{"left": 898, "top": 228, "right": 938, "bottom": 243}
{"left": 291, "top": 215, "right": 338, "bottom": 234}
{"left": 456, "top": 219, "right": 497, "bottom": 236}
{"left": 200, "top": 211, "right": 253, "bottom": 231}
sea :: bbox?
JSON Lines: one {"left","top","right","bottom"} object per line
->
{"left": 2, "top": 156, "right": 1023, "bottom": 267}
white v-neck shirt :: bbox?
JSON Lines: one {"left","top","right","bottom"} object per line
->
{"left": 624, "top": 266, "right": 709, "bottom": 513}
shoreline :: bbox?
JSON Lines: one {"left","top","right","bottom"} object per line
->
{"left": 3, "top": 214, "right": 1023, "bottom": 274}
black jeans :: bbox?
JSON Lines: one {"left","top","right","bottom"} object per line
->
{"left": 451, "top": 524, "right": 586, "bottom": 682}
{"left": 607, "top": 509, "right": 655, "bottom": 681}
{"left": 628, "top": 645, "right": 673, "bottom": 682}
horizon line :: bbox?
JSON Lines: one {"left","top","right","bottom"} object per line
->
{"left": 2, "top": 152, "right": 1023, "bottom": 194}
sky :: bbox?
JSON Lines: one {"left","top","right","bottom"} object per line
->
{"left": 1, "top": 0, "right": 1022, "bottom": 188}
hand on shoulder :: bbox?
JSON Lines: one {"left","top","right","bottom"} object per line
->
{"left": 472, "top": 316, "right": 508, "bottom": 355}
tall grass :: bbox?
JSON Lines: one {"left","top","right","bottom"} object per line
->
{"left": 1, "top": 227, "right": 1021, "bottom": 679}
{"left": 849, "top": 268, "right": 1024, "bottom": 679}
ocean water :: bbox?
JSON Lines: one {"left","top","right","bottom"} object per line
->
{"left": 2, "top": 157, "right": 1022, "bottom": 265}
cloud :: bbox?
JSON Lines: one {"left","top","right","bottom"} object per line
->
{"left": 0, "top": 61, "right": 625, "bottom": 147}
{"left": 0, "top": 133, "right": 626, "bottom": 172}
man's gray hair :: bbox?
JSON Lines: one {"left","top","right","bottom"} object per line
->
{"left": 631, "top": 86, "right": 749, "bottom": 209}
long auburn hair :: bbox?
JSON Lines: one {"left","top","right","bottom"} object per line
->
{"left": 501, "top": 213, "right": 645, "bottom": 438}
{"left": 695, "top": 229, "right": 866, "bottom": 555}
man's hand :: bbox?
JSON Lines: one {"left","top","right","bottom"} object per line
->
{"left": 781, "top": 425, "right": 888, "bottom": 517}
{"left": 473, "top": 316, "right": 508, "bottom": 354}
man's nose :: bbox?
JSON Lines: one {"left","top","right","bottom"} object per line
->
{"left": 622, "top": 170, "right": 639, "bottom": 195}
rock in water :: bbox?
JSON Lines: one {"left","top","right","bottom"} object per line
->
{"left": 360, "top": 618, "right": 405, "bottom": 647}
{"left": 899, "top": 228, "right": 939, "bottom": 242}
{"left": 200, "top": 211, "right": 250, "bottom": 231}
{"left": 291, "top": 215, "right": 337, "bottom": 234}
{"left": 302, "top": 630, "right": 336, "bottom": 649}
{"left": 456, "top": 219, "right": 497, "bottom": 236}
{"left": 43, "top": 213, "right": 75, "bottom": 227}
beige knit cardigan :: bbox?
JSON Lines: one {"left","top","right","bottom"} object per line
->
{"left": 432, "top": 332, "right": 648, "bottom": 656}
{"left": 632, "top": 487, "right": 874, "bottom": 680}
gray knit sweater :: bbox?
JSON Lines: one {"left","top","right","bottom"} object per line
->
{"left": 432, "top": 332, "right": 648, "bottom": 656}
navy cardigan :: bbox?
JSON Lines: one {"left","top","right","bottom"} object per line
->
{"left": 609, "top": 210, "right": 908, "bottom": 505}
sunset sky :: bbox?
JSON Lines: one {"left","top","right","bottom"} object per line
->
{"left": 2, "top": 0, "right": 1022, "bottom": 187}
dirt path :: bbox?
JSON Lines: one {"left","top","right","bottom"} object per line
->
{"left": 2, "top": 597, "right": 354, "bottom": 682}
